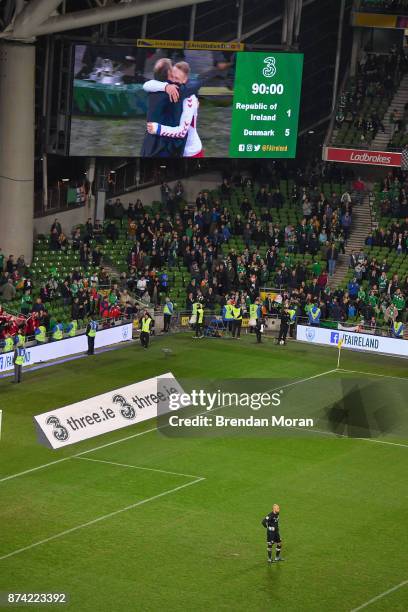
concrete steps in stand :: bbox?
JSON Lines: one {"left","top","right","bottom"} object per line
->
{"left": 328, "top": 191, "right": 372, "bottom": 288}
{"left": 371, "top": 74, "right": 408, "bottom": 150}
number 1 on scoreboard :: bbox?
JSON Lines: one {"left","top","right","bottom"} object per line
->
{"left": 286, "top": 109, "right": 291, "bottom": 117}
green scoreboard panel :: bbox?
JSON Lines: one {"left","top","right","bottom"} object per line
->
{"left": 229, "top": 52, "right": 303, "bottom": 158}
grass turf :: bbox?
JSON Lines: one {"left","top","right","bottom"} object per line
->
{"left": 0, "top": 333, "right": 407, "bottom": 612}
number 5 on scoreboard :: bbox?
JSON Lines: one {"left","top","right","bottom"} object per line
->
{"left": 285, "top": 128, "right": 290, "bottom": 136}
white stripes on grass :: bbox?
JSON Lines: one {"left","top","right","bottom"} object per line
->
{"left": 350, "top": 579, "right": 408, "bottom": 611}
{"left": 353, "top": 438, "right": 407, "bottom": 448}
{"left": 291, "top": 426, "right": 408, "bottom": 448}
{"left": 74, "top": 456, "right": 203, "bottom": 480}
{"left": 0, "top": 477, "right": 205, "bottom": 561}
{"left": 338, "top": 368, "right": 408, "bottom": 382}
{"left": 1, "top": 366, "right": 406, "bottom": 485}
{"left": 0, "top": 369, "right": 339, "bottom": 484}
{"left": 273, "top": 369, "right": 408, "bottom": 449}
{"left": 0, "top": 456, "right": 72, "bottom": 484}
{"left": 272, "top": 368, "right": 338, "bottom": 393}
{"left": 0, "top": 426, "right": 158, "bottom": 483}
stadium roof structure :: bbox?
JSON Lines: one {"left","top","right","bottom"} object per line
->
{"left": 0, "top": 0, "right": 212, "bottom": 39}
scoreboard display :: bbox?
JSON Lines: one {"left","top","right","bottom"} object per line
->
{"left": 229, "top": 52, "right": 303, "bottom": 158}
{"left": 70, "top": 44, "right": 303, "bottom": 158}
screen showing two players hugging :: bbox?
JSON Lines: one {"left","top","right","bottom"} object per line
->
{"left": 70, "top": 45, "right": 303, "bottom": 159}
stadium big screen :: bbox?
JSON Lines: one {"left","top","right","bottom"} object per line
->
{"left": 70, "top": 44, "right": 303, "bottom": 158}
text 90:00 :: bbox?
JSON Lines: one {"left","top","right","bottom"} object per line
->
{"left": 251, "top": 83, "right": 284, "bottom": 95}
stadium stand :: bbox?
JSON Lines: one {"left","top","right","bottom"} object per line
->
{"left": 0, "top": 168, "right": 396, "bottom": 341}
{"left": 339, "top": 171, "right": 408, "bottom": 330}
{"left": 0, "top": 172, "right": 350, "bottom": 335}
{"left": 388, "top": 101, "right": 408, "bottom": 149}
{"left": 333, "top": 47, "right": 407, "bottom": 148}
{"left": 3, "top": 167, "right": 408, "bottom": 344}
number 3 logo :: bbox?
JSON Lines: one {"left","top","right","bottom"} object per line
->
{"left": 112, "top": 394, "right": 136, "bottom": 420}
{"left": 263, "top": 57, "right": 276, "bottom": 78}
{"left": 46, "top": 415, "right": 69, "bottom": 441}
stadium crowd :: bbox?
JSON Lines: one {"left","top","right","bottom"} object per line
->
{"left": 340, "top": 171, "right": 408, "bottom": 332}
{"left": 104, "top": 177, "right": 355, "bottom": 298}
{"left": 0, "top": 217, "right": 143, "bottom": 345}
{"left": 346, "top": 248, "right": 407, "bottom": 327}
{"left": 373, "top": 171, "right": 408, "bottom": 218}
{"left": 1, "top": 166, "right": 407, "bottom": 345}
{"left": 101, "top": 173, "right": 404, "bottom": 335}
{"left": 335, "top": 47, "right": 408, "bottom": 147}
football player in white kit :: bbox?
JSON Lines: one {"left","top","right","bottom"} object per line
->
{"left": 144, "top": 62, "right": 203, "bottom": 158}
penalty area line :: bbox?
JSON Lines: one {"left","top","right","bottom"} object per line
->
{"left": 0, "top": 369, "right": 337, "bottom": 484}
{"left": 3, "top": 365, "right": 403, "bottom": 484}
{"left": 74, "top": 456, "right": 204, "bottom": 480}
{"left": 350, "top": 579, "right": 408, "bottom": 611}
{"left": 0, "top": 426, "right": 158, "bottom": 484}
{"left": 0, "top": 477, "right": 205, "bottom": 561}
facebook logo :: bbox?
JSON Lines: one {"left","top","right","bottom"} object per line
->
{"left": 238, "top": 144, "right": 245, "bottom": 151}
{"left": 330, "top": 332, "right": 340, "bottom": 345}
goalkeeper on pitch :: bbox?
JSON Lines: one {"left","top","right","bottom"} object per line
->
{"left": 262, "top": 504, "right": 283, "bottom": 563}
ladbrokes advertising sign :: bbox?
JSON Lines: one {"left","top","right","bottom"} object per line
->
{"left": 34, "top": 373, "right": 183, "bottom": 449}
{"left": 323, "top": 146, "right": 402, "bottom": 167}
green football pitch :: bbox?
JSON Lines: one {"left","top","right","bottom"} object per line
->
{"left": 0, "top": 334, "right": 407, "bottom": 612}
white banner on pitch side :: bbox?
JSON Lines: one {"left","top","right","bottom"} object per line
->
{"left": 296, "top": 325, "right": 408, "bottom": 358}
{"left": 34, "top": 372, "right": 183, "bottom": 450}
{"left": 0, "top": 323, "right": 132, "bottom": 374}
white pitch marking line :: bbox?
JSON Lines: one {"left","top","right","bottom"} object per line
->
{"left": 350, "top": 579, "right": 408, "bottom": 611}
{"left": 353, "top": 438, "right": 407, "bottom": 448}
{"left": 74, "top": 456, "right": 204, "bottom": 480}
{"left": 0, "top": 427, "right": 157, "bottom": 483}
{"left": 0, "top": 370, "right": 337, "bottom": 484}
{"left": 291, "top": 426, "right": 408, "bottom": 448}
{"left": 0, "top": 366, "right": 404, "bottom": 484}
{"left": 0, "top": 477, "right": 205, "bottom": 562}
{"left": 191, "top": 369, "right": 338, "bottom": 415}
{"left": 273, "top": 368, "right": 338, "bottom": 392}
{"left": 268, "top": 370, "right": 407, "bottom": 448}
{"left": 0, "top": 456, "right": 72, "bottom": 484}
{"left": 338, "top": 368, "right": 408, "bottom": 382}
